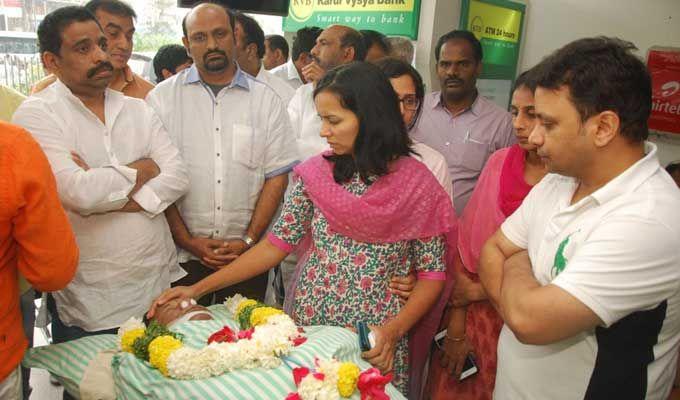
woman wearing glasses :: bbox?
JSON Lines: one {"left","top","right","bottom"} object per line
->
{"left": 377, "top": 58, "right": 453, "bottom": 200}
{"left": 149, "top": 62, "right": 457, "bottom": 395}
{"left": 376, "top": 57, "right": 456, "bottom": 399}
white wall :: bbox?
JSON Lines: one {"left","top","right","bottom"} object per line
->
{"left": 414, "top": 0, "right": 461, "bottom": 91}
{"left": 518, "top": 0, "right": 680, "bottom": 165}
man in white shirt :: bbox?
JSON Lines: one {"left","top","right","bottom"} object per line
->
{"left": 231, "top": 11, "right": 294, "bottom": 104}
{"left": 146, "top": 3, "right": 297, "bottom": 304}
{"left": 479, "top": 37, "right": 680, "bottom": 400}
{"left": 288, "top": 24, "right": 366, "bottom": 160}
{"left": 13, "top": 6, "right": 189, "bottom": 343}
{"left": 271, "top": 26, "right": 322, "bottom": 90}
{"left": 262, "top": 34, "right": 288, "bottom": 71}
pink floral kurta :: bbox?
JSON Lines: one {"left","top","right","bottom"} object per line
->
{"left": 271, "top": 174, "right": 446, "bottom": 394}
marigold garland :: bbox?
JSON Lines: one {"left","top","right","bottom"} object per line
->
{"left": 337, "top": 362, "right": 361, "bottom": 397}
{"left": 234, "top": 299, "right": 258, "bottom": 319}
{"left": 148, "top": 335, "right": 183, "bottom": 376}
{"left": 120, "top": 328, "right": 146, "bottom": 353}
{"left": 250, "top": 307, "right": 284, "bottom": 327}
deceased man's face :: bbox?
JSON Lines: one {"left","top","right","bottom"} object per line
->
{"left": 152, "top": 299, "right": 212, "bottom": 327}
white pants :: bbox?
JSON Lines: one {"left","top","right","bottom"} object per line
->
{"left": 0, "top": 367, "right": 22, "bottom": 400}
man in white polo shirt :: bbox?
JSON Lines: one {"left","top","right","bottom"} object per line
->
{"left": 479, "top": 37, "right": 680, "bottom": 400}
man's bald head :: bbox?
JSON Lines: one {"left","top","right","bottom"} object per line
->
{"left": 310, "top": 24, "right": 366, "bottom": 71}
{"left": 329, "top": 25, "right": 366, "bottom": 62}
{"left": 181, "top": 2, "right": 236, "bottom": 77}
{"left": 182, "top": 2, "right": 234, "bottom": 38}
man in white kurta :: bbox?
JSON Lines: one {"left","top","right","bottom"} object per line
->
{"left": 13, "top": 6, "right": 189, "bottom": 341}
{"left": 231, "top": 12, "right": 294, "bottom": 104}
{"left": 270, "top": 26, "right": 322, "bottom": 90}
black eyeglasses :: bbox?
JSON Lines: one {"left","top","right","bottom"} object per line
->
{"left": 399, "top": 95, "right": 420, "bottom": 111}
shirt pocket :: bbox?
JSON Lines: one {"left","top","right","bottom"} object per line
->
{"left": 460, "top": 140, "right": 490, "bottom": 173}
{"left": 232, "top": 123, "right": 264, "bottom": 170}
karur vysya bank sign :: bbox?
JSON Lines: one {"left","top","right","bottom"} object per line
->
{"left": 284, "top": 0, "right": 421, "bottom": 39}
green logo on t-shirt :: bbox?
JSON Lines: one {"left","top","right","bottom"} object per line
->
{"left": 552, "top": 234, "right": 573, "bottom": 278}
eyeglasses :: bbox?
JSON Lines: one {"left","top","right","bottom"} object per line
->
{"left": 399, "top": 95, "right": 420, "bottom": 111}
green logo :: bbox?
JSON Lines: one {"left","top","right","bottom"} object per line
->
{"left": 551, "top": 233, "right": 576, "bottom": 278}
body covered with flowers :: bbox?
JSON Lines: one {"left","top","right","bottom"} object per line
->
{"left": 24, "top": 298, "right": 406, "bottom": 399}
{"left": 117, "top": 295, "right": 303, "bottom": 379}
{"left": 270, "top": 172, "right": 448, "bottom": 392}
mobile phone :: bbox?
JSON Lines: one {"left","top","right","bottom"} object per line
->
{"left": 433, "top": 329, "right": 479, "bottom": 380}
{"left": 356, "top": 321, "right": 375, "bottom": 352}
{"left": 434, "top": 329, "right": 447, "bottom": 347}
{"left": 459, "top": 354, "right": 478, "bottom": 380}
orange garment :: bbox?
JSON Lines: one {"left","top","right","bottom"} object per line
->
{"left": 31, "top": 65, "right": 154, "bottom": 99}
{"left": 0, "top": 122, "right": 78, "bottom": 381}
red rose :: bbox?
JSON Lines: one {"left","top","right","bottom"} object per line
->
{"left": 237, "top": 328, "right": 254, "bottom": 340}
{"left": 358, "top": 368, "right": 392, "bottom": 400}
{"left": 207, "top": 326, "right": 236, "bottom": 344}
{"left": 292, "top": 367, "right": 310, "bottom": 386}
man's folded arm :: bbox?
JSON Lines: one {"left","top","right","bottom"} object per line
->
{"left": 12, "top": 105, "right": 139, "bottom": 216}
{"left": 130, "top": 109, "right": 189, "bottom": 217}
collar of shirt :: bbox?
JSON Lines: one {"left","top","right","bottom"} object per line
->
{"left": 256, "top": 64, "right": 266, "bottom": 79}
{"left": 52, "top": 78, "right": 126, "bottom": 128}
{"left": 586, "top": 142, "right": 660, "bottom": 206}
{"left": 286, "top": 59, "right": 302, "bottom": 82}
{"left": 431, "top": 90, "right": 482, "bottom": 117}
{"left": 109, "top": 65, "right": 135, "bottom": 92}
{"left": 183, "top": 63, "right": 250, "bottom": 91}
{"left": 552, "top": 141, "right": 660, "bottom": 214}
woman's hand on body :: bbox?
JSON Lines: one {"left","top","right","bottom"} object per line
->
{"left": 450, "top": 268, "right": 486, "bottom": 308}
{"left": 362, "top": 324, "right": 401, "bottom": 374}
{"left": 440, "top": 334, "right": 474, "bottom": 380}
{"left": 146, "top": 285, "right": 198, "bottom": 318}
{"left": 389, "top": 273, "right": 417, "bottom": 304}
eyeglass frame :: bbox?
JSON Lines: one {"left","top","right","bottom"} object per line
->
{"left": 398, "top": 94, "right": 420, "bottom": 111}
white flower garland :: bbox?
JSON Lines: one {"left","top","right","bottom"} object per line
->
{"left": 117, "top": 295, "right": 303, "bottom": 380}
{"left": 166, "top": 313, "right": 299, "bottom": 379}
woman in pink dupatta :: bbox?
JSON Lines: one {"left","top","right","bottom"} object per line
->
{"left": 426, "top": 70, "right": 547, "bottom": 400}
{"left": 149, "top": 62, "right": 457, "bottom": 395}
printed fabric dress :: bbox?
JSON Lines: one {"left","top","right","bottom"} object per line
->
{"left": 270, "top": 173, "right": 447, "bottom": 394}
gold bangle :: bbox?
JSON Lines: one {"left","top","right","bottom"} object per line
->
{"left": 445, "top": 333, "right": 466, "bottom": 342}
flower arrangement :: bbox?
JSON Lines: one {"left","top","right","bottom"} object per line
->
{"left": 116, "top": 295, "right": 306, "bottom": 380}
{"left": 284, "top": 358, "right": 392, "bottom": 400}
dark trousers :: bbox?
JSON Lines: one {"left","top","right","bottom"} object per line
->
{"left": 46, "top": 295, "right": 118, "bottom": 400}
{"left": 20, "top": 289, "right": 35, "bottom": 399}
{"left": 172, "top": 260, "right": 268, "bottom": 305}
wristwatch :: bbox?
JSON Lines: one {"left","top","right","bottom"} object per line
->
{"left": 241, "top": 235, "right": 255, "bottom": 248}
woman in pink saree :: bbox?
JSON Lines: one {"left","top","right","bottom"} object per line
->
{"left": 149, "top": 62, "right": 457, "bottom": 395}
{"left": 426, "top": 69, "right": 547, "bottom": 400}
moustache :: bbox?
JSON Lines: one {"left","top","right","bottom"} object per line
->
{"left": 86, "top": 62, "right": 114, "bottom": 78}
{"left": 204, "top": 50, "right": 227, "bottom": 61}
{"left": 445, "top": 78, "right": 464, "bottom": 85}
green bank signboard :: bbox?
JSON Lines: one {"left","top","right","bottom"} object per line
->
{"left": 460, "top": 0, "right": 526, "bottom": 107}
{"left": 460, "top": 0, "right": 525, "bottom": 80}
{"left": 283, "top": 0, "right": 422, "bottom": 39}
